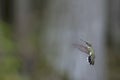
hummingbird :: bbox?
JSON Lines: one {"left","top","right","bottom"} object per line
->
{"left": 73, "top": 39, "right": 95, "bottom": 65}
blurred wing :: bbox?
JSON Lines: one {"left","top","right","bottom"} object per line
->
{"left": 72, "top": 44, "right": 89, "bottom": 55}
{"left": 79, "top": 39, "right": 92, "bottom": 47}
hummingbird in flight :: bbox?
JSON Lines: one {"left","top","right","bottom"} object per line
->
{"left": 73, "top": 39, "right": 95, "bottom": 65}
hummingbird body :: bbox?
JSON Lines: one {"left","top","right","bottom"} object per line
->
{"left": 87, "top": 46, "right": 95, "bottom": 65}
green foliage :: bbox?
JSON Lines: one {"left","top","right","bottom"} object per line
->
{"left": 0, "top": 22, "right": 22, "bottom": 80}
{"left": 0, "top": 56, "right": 21, "bottom": 73}
{"left": 0, "top": 22, "right": 15, "bottom": 54}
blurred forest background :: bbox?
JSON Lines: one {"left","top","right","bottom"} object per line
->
{"left": 0, "top": 0, "right": 120, "bottom": 80}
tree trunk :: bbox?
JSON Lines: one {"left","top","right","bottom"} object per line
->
{"left": 38, "top": 0, "right": 107, "bottom": 80}
{"left": 14, "top": 0, "right": 37, "bottom": 78}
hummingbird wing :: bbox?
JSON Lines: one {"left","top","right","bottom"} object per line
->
{"left": 72, "top": 44, "right": 89, "bottom": 55}
{"left": 79, "top": 38, "right": 92, "bottom": 47}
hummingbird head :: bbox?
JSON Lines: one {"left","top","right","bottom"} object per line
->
{"left": 88, "top": 55, "right": 95, "bottom": 65}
